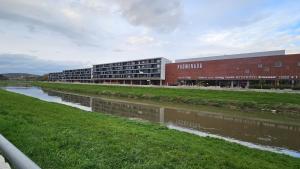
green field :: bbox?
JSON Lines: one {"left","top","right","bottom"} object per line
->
{"left": 34, "top": 82, "right": 300, "bottom": 113}
{"left": 0, "top": 89, "right": 299, "bottom": 169}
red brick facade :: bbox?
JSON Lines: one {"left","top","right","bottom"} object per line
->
{"left": 165, "top": 54, "right": 300, "bottom": 85}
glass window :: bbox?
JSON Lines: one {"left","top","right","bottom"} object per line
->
{"left": 258, "top": 64, "right": 263, "bottom": 68}
{"left": 298, "top": 62, "right": 300, "bottom": 67}
{"left": 273, "top": 61, "right": 282, "bottom": 67}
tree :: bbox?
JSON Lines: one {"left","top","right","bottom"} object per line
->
{"left": 0, "top": 74, "right": 8, "bottom": 80}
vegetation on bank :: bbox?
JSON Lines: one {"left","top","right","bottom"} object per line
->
{"left": 34, "top": 82, "right": 300, "bottom": 114}
{"left": 0, "top": 80, "right": 32, "bottom": 87}
{"left": 0, "top": 89, "right": 299, "bottom": 169}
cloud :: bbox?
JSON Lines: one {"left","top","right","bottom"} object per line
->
{"left": 184, "top": 0, "right": 268, "bottom": 29}
{"left": 61, "top": 8, "right": 82, "bottom": 21}
{"left": 116, "top": 0, "right": 183, "bottom": 32}
{"left": 0, "top": 0, "right": 101, "bottom": 47}
{"left": 0, "top": 54, "right": 81, "bottom": 75}
{"left": 113, "top": 48, "right": 125, "bottom": 53}
{"left": 126, "top": 35, "right": 155, "bottom": 45}
{"left": 191, "top": 2, "right": 300, "bottom": 56}
{"left": 0, "top": 0, "right": 299, "bottom": 65}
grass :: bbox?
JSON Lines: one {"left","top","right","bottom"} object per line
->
{"left": 1, "top": 89, "right": 300, "bottom": 169}
{"left": 34, "top": 82, "right": 300, "bottom": 113}
{"left": 0, "top": 80, "right": 32, "bottom": 87}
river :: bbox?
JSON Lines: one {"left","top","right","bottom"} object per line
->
{"left": 3, "top": 86, "right": 300, "bottom": 158}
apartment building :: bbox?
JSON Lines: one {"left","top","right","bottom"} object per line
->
{"left": 63, "top": 68, "right": 92, "bottom": 83}
{"left": 48, "top": 72, "right": 64, "bottom": 81}
{"left": 48, "top": 51, "right": 300, "bottom": 89}
{"left": 92, "top": 57, "right": 171, "bottom": 85}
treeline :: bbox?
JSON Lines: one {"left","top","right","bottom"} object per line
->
{"left": 0, "top": 73, "right": 48, "bottom": 81}
{"left": 0, "top": 74, "right": 8, "bottom": 80}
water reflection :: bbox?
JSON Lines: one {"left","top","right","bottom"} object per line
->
{"left": 44, "top": 89, "right": 300, "bottom": 154}
{"left": 4, "top": 87, "right": 300, "bottom": 158}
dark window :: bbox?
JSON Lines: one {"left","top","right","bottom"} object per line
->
{"left": 273, "top": 61, "right": 282, "bottom": 67}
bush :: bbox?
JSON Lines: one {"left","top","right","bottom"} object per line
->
{"left": 293, "top": 86, "right": 300, "bottom": 90}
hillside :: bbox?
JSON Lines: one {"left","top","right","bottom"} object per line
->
{"left": 1, "top": 73, "right": 40, "bottom": 80}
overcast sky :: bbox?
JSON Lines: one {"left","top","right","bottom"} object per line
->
{"left": 0, "top": 0, "right": 300, "bottom": 75}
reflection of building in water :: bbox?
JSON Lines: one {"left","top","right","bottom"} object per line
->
{"left": 163, "top": 109, "right": 300, "bottom": 151}
{"left": 45, "top": 90, "right": 91, "bottom": 107}
{"left": 91, "top": 98, "right": 163, "bottom": 122}
{"left": 42, "top": 89, "right": 300, "bottom": 151}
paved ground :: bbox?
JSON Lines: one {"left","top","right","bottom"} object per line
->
{"left": 0, "top": 155, "right": 11, "bottom": 169}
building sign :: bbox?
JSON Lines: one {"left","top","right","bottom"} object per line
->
{"left": 177, "top": 63, "right": 202, "bottom": 70}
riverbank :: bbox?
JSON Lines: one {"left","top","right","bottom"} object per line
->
{"left": 0, "top": 80, "right": 32, "bottom": 87}
{"left": 0, "top": 89, "right": 299, "bottom": 169}
{"left": 34, "top": 82, "right": 300, "bottom": 114}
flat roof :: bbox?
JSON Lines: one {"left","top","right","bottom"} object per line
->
{"left": 175, "top": 50, "right": 286, "bottom": 63}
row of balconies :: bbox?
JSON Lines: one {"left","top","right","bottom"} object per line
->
{"left": 93, "top": 72, "right": 161, "bottom": 77}
{"left": 93, "top": 74, "right": 161, "bottom": 79}
{"left": 94, "top": 69, "right": 160, "bottom": 75}
{"left": 65, "top": 77, "right": 91, "bottom": 80}
{"left": 64, "top": 75, "right": 91, "bottom": 78}
{"left": 94, "top": 60, "right": 161, "bottom": 68}
{"left": 49, "top": 74, "right": 162, "bottom": 80}
{"left": 94, "top": 67, "right": 160, "bottom": 72}
{"left": 94, "top": 64, "right": 160, "bottom": 70}
{"left": 64, "top": 72, "right": 91, "bottom": 76}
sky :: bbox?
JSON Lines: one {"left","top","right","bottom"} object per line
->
{"left": 0, "top": 0, "right": 300, "bottom": 75}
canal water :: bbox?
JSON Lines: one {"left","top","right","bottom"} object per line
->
{"left": 3, "top": 86, "right": 300, "bottom": 158}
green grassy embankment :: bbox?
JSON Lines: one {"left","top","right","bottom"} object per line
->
{"left": 0, "top": 89, "right": 299, "bottom": 169}
{"left": 34, "top": 82, "right": 300, "bottom": 113}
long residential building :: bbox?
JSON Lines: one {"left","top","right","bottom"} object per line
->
{"left": 48, "top": 72, "right": 64, "bottom": 81}
{"left": 92, "top": 57, "right": 170, "bottom": 85}
{"left": 48, "top": 68, "right": 92, "bottom": 82}
{"left": 63, "top": 68, "right": 92, "bottom": 82}
{"left": 48, "top": 50, "right": 300, "bottom": 89}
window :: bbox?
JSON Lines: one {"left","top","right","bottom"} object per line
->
{"left": 264, "top": 67, "right": 270, "bottom": 72}
{"left": 258, "top": 64, "right": 263, "bottom": 68}
{"left": 273, "top": 61, "right": 282, "bottom": 67}
{"left": 298, "top": 62, "right": 300, "bottom": 67}
{"left": 244, "top": 69, "right": 250, "bottom": 74}
{"left": 185, "top": 64, "right": 189, "bottom": 69}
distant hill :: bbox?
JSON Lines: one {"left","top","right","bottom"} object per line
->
{"left": 1, "top": 73, "right": 41, "bottom": 80}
